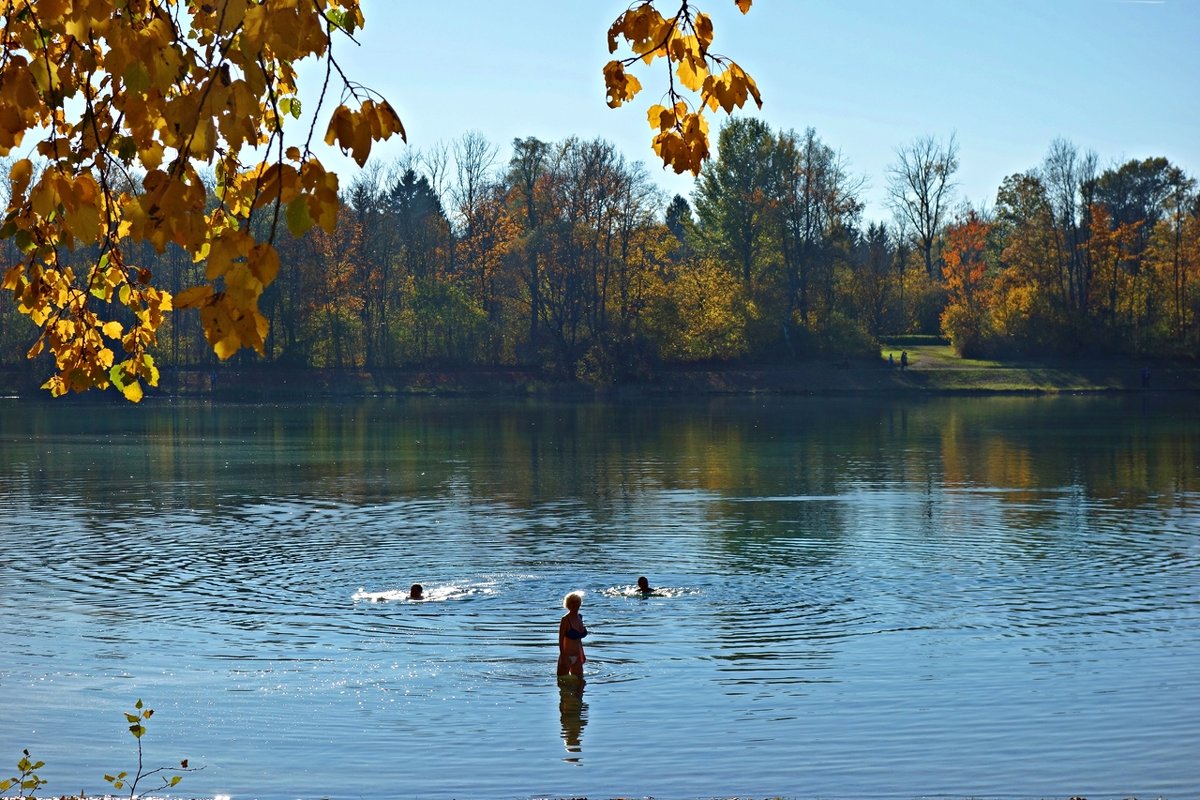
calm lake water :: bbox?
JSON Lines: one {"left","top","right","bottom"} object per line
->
{"left": 1, "top": 395, "right": 1197, "bottom": 800}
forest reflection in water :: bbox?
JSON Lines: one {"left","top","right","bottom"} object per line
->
{"left": 0, "top": 394, "right": 1197, "bottom": 800}
{"left": 4, "top": 393, "right": 1196, "bottom": 512}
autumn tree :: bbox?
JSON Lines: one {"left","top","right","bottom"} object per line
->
{"left": 939, "top": 210, "right": 993, "bottom": 356}
{"left": 989, "top": 172, "right": 1064, "bottom": 352}
{"left": 1086, "top": 202, "right": 1144, "bottom": 348}
{"left": 1147, "top": 174, "right": 1200, "bottom": 347}
{"left": 1095, "top": 157, "right": 1181, "bottom": 258}
{"left": 646, "top": 254, "right": 750, "bottom": 361}
{"left": 451, "top": 147, "right": 519, "bottom": 362}
{"left": 887, "top": 134, "right": 959, "bottom": 279}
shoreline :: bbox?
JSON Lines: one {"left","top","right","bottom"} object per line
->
{"left": 2, "top": 350, "right": 1198, "bottom": 401}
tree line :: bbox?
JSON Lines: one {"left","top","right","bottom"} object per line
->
{"left": 3, "top": 121, "right": 1197, "bottom": 380}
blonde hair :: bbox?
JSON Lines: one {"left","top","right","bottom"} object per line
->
{"left": 563, "top": 591, "right": 583, "bottom": 610}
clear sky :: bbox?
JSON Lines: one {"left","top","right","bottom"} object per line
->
{"left": 297, "top": 0, "right": 1199, "bottom": 222}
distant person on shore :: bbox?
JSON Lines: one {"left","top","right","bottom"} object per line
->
{"left": 888, "top": 353, "right": 895, "bottom": 368}
{"left": 557, "top": 592, "right": 587, "bottom": 679}
{"left": 409, "top": 583, "right": 423, "bottom": 600}
{"left": 900, "top": 350, "right": 908, "bottom": 369}
{"left": 636, "top": 576, "right": 654, "bottom": 595}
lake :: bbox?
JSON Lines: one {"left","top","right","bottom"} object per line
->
{"left": 1, "top": 395, "right": 1197, "bottom": 799}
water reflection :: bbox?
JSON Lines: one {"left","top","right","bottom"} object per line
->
{"left": 557, "top": 679, "right": 587, "bottom": 762}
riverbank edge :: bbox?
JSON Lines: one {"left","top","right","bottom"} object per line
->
{"left": 4, "top": 356, "right": 1198, "bottom": 400}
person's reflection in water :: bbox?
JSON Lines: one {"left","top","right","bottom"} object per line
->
{"left": 558, "top": 680, "right": 588, "bottom": 763}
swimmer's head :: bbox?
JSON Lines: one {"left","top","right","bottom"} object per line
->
{"left": 636, "top": 576, "right": 651, "bottom": 591}
{"left": 563, "top": 591, "right": 583, "bottom": 610}
{"left": 409, "top": 583, "right": 423, "bottom": 599}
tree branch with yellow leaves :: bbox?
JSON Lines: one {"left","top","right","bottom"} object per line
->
{"left": 605, "top": 0, "right": 762, "bottom": 175}
{"left": 0, "top": 0, "right": 402, "bottom": 400}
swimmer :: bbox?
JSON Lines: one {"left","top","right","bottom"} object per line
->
{"left": 557, "top": 592, "right": 587, "bottom": 679}
{"left": 409, "top": 583, "right": 423, "bottom": 600}
{"left": 636, "top": 576, "right": 653, "bottom": 595}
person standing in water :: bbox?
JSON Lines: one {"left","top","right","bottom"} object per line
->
{"left": 557, "top": 592, "right": 587, "bottom": 678}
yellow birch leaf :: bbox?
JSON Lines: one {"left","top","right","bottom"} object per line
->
{"left": 173, "top": 285, "right": 213, "bottom": 308}
{"left": 9, "top": 159, "right": 33, "bottom": 199}
{"left": 695, "top": 13, "right": 714, "bottom": 50}
{"left": 603, "top": 61, "right": 642, "bottom": 108}
{"left": 646, "top": 103, "right": 673, "bottom": 131}
{"left": 735, "top": 0, "right": 752, "bottom": 13}
{"left": 677, "top": 56, "right": 707, "bottom": 92}
{"left": 122, "top": 380, "right": 144, "bottom": 403}
{"left": 139, "top": 141, "right": 164, "bottom": 172}
{"left": 213, "top": 333, "right": 240, "bottom": 361}
{"left": 373, "top": 100, "right": 406, "bottom": 142}
{"left": 323, "top": 106, "right": 350, "bottom": 147}
{"left": 42, "top": 376, "right": 67, "bottom": 397}
{"left": 0, "top": 104, "right": 26, "bottom": 155}
{"left": 249, "top": 243, "right": 280, "bottom": 286}
{"left": 30, "top": 179, "right": 58, "bottom": 219}
{"left": 102, "top": 321, "right": 123, "bottom": 338}
{"left": 37, "top": 139, "right": 73, "bottom": 160}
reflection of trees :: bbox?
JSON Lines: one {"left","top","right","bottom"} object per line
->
{"left": 934, "top": 396, "right": 1197, "bottom": 503}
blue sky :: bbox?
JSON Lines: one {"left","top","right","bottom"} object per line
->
{"left": 299, "top": 0, "right": 1199, "bottom": 221}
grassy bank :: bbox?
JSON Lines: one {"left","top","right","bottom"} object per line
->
{"left": 633, "top": 345, "right": 1198, "bottom": 396}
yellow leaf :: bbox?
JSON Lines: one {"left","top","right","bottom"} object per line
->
{"left": 174, "top": 285, "right": 213, "bottom": 308}
{"left": 373, "top": 100, "right": 406, "bottom": 143}
{"left": 735, "top": 0, "right": 752, "bottom": 13}
{"left": 646, "top": 103, "right": 673, "bottom": 132}
{"left": 139, "top": 141, "right": 165, "bottom": 172}
{"left": 213, "top": 334, "right": 239, "bottom": 361}
{"left": 102, "top": 321, "right": 123, "bottom": 338}
{"left": 37, "top": 139, "right": 72, "bottom": 160}
{"left": 122, "top": 380, "right": 144, "bottom": 403}
{"left": 249, "top": 244, "right": 280, "bottom": 286}
{"left": 42, "top": 376, "right": 68, "bottom": 397}
{"left": 676, "top": 55, "right": 707, "bottom": 92}
{"left": 695, "top": 13, "right": 714, "bottom": 50}
{"left": 2, "top": 265, "right": 22, "bottom": 291}
{"left": 603, "top": 61, "right": 642, "bottom": 108}
{"left": 323, "top": 106, "right": 350, "bottom": 148}
{"left": 8, "top": 159, "right": 32, "bottom": 199}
